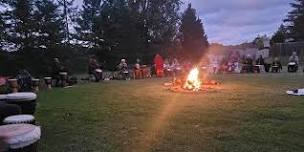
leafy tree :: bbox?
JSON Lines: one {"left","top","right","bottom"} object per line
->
{"left": 179, "top": 4, "right": 209, "bottom": 62}
{"left": 271, "top": 24, "right": 287, "bottom": 44}
{"left": 284, "top": 0, "right": 304, "bottom": 41}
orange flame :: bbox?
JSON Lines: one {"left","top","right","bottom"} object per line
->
{"left": 183, "top": 68, "right": 201, "bottom": 91}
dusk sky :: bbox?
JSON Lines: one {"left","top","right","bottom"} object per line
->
{"left": 75, "top": 0, "right": 293, "bottom": 45}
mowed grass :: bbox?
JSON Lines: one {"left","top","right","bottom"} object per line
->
{"left": 36, "top": 74, "right": 304, "bottom": 152}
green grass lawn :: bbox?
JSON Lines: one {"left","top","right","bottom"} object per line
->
{"left": 36, "top": 74, "right": 304, "bottom": 152}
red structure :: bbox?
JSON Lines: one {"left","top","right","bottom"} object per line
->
{"left": 154, "top": 54, "right": 164, "bottom": 77}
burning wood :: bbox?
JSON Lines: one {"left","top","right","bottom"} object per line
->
{"left": 183, "top": 68, "right": 201, "bottom": 91}
{"left": 165, "top": 67, "right": 220, "bottom": 93}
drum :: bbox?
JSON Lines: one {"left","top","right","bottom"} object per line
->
{"left": 95, "top": 69, "right": 102, "bottom": 73}
{"left": 59, "top": 72, "right": 68, "bottom": 80}
{"left": 271, "top": 66, "right": 279, "bottom": 73}
{"left": 254, "top": 65, "right": 265, "bottom": 73}
{"left": 6, "top": 93, "right": 37, "bottom": 115}
{"left": 59, "top": 72, "right": 68, "bottom": 87}
{"left": 142, "top": 66, "right": 151, "bottom": 78}
{"left": 0, "top": 94, "right": 7, "bottom": 101}
{"left": 288, "top": 62, "right": 296, "bottom": 66}
{"left": 3, "top": 115, "right": 35, "bottom": 125}
{"left": 44, "top": 77, "right": 52, "bottom": 89}
{"left": 31, "top": 79, "right": 40, "bottom": 93}
{"left": 288, "top": 62, "right": 298, "bottom": 72}
{"left": 133, "top": 69, "right": 142, "bottom": 79}
{"left": 0, "top": 124, "right": 41, "bottom": 152}
{"left": 8, "top": 79, "right": 18, "bottom": 93}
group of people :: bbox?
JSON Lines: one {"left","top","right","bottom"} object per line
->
{"left": 241, "top": 52, "right": 300, "bottom": 73}
{"left": 110, "top": 54, "right": 190, "bottom": 80}
{"left": 216, "top": 52, "right": 301, "bottom": 74}
{"left": 1, "top": 51, "right": 302, "bottom": 92}
{"left": 154, "top": 54, "right": 195, "bottom": 78}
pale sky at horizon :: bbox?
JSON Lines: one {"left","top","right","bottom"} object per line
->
{"left": 74, "top": 0, "right": 293, "bottom": 45}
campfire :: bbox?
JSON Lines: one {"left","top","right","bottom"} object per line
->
{"left": 183, "top": 68, "right": 201, "bottom": 91}
{"left": 165, "top": 67, "right": 220, "bottom": 93}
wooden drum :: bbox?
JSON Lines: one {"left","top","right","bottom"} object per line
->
{"left": 8, "top": 79, "right": 18, "bottom": 93}
{"left": 31, "top": 79, "right": 40, "bottom": 93}
{"left": 44, "top": 77, "right": 52, "bottom": 89}
{"left": 59, "top": 72, "right": 68, "bottom": 87}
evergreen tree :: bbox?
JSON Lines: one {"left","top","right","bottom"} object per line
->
{"left": 96, "top": 0, "right": 140, "bottom": 65}
{"left": 0, "top": 11, "right": 7, "bottom": 50}
{"left": 126, "top": 0, "right": 181, "bottom": 56}
{"left": 253, "top": 34, "right": 268, "bottom": 50}
{"left": 33, "top": 0, "right": 65, "bottom": 49}
{"left": 57, "top": 0, "right": 76, "bottom": 44}
{"left": 75, "top": 0, "right": 102, "bottom": 48}
{"left": 179, "top": 4, "right": 209, "bottom": 62}
{"left": 144, "top": 0, "right": 181, "bottom": 56}
{"left": 271, "top": 25, "right": 287, "bottom": 44}
{"left": 94, "top": 0, "right": 181, "bottom": 65}
{"left": 6, "top": 0, "right": 35, "bottom": 51}
{"left": 284, "top": 0, "right": 304, "bottom": 41}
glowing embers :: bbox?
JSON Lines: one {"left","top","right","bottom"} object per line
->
{"left": 165, "top": 67, "right": 220, "bottom": 93}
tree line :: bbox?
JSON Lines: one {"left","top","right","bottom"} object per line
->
{"left": 0, "top": 0, "right": 209, "bottom": 76}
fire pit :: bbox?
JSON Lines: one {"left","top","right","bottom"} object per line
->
{"left": 165, "top": 68, "right": 220, "bottom": 93}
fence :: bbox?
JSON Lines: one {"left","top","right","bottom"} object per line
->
{"left": 271, "top": 42, "right": 304, "bottom": 65}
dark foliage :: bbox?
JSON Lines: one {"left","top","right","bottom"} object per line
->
{"left": 0, "top": 0, "right": 183, "bottom": 75}
{"left": 271, "top": 25, "right": 287, "bottom": 45}
{"left": 284, "top": 0, "right": 304, "bottom": 41}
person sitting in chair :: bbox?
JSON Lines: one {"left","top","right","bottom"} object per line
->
{"left": 288, "top": 51, "right": 299, "bottom": 72}
{"left": 219, "top": 58, "right": 229, "bottom": 74}
{"left": 271, "top": 57, "right": 282, "bottom": 73}
{"left": 51, "top": 58, "right": 66, "bottom": 86}
{"left": 118, "top": 59, "right": 130, "bottom": 80}
{"left": 88, "top": 57, "right": 103, "bottom": 82}
{"left": 241, "top": 55, "right": 254, "bottom": 73}
{"left": 256, "top": 55, "right": 265, "bottom": 65}
{"left": 254, "top": 55, "right": 265, "bottom": 73}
